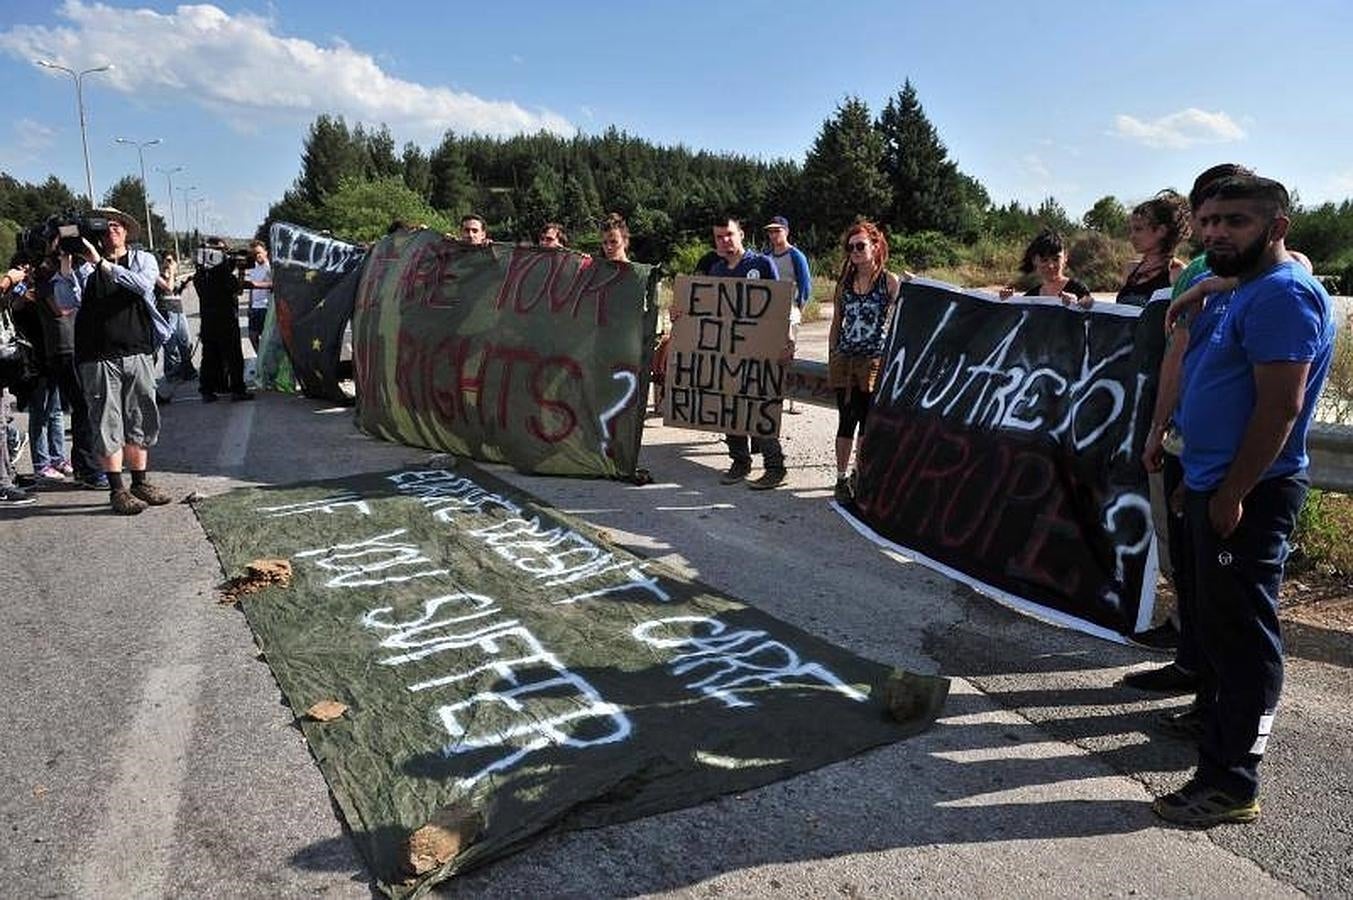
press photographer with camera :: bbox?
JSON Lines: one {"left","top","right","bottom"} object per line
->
{"left": 0, "top": 264, "right": 38, "bottom": 506}
{"left": 50, "top": 207, "right": 174, "bottom": 515}
{"left": 192, "top": 237, "right": 253, "bottom": 403}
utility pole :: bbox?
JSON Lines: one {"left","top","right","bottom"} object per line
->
{"left": 35, "top": 60, "right": 114, "bottom": 206}
{"left": 156, "top": 165, "right": 184, "bottom": 259}
{"left": 115, "top": 136, "right": 161, "bottom": 251}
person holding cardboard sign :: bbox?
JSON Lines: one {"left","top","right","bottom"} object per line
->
{"left": 706, "top": 216, "right": 792, "bottom": 490}
{"left": 828, "top": 220, "right": 906, "bottom": 504}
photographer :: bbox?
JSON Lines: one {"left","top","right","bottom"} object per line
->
{"left": 155, "top": 251, "right": 196, "bottom": 383}
{"left": 0, "top": 265, "right": 37, "bottom": 506}
{"left": 51, "top": 207, "right": 173, "bottom": 515}
{"left": 193, "top": 237, "right": 253, "bottom": 402}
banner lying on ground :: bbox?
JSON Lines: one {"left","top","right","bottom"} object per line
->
{"left": 195, "top": 464, "right": 947, "bottom": 897}
{"left": 844, "top": 279, "right": 1162, "bottom": 641}
{"left": 269, "top": 222, "right": 367, "bottom": 402}
{"left": 663, "top": 275, "right": 792, "bottom": 437}
{"left": 353, "top": 231, "right": 660, "bottom": 478}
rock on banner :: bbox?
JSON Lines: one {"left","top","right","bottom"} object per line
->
{"left": 842, "top": 279, "right": 1163, "bottom": 641}
{"left": 353, "top": 231, "right": 660, "bottom": 478}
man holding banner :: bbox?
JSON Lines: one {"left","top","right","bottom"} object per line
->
{"left": 1154, "top": 175, "right": 1335, "bottom": 828}
{"left": 707, "top": 217, "right": 791, "bottom": 490}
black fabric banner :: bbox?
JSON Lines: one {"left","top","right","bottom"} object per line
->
{"left": 195, "top": 463, "right": 947, "bottom": 897}
{"left": 269, "top": 222, "right": 367, "bottom": 402}
{"left": 847, "top": 280, "right": 1162, "bottom": 640}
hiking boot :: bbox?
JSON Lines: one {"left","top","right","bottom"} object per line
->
{"left": 1157, "top": 704, "right": 1206, "bottom": 740}
{"left": 130, "top": 481, "right": 173, "bottom": 506}
{"left": 748, "top": 468, "right": 787, "bottom": 491}
{"left": 110, "top": 489, "right": 148, "bottom": 516}
{"left": 1152, "top": 779, "right": 1259, "bottom": 827}
{"left": 1121, "top": 662, "right": 1196, "bottom": 694}
{"left": 833, "top": 476, "right": 854, "bottom": 504}
{"left": 0, "top": 485, "right": 37, "bottom": 507}
{"left": 720, "top": 460, "right": 752, "bottom": 484}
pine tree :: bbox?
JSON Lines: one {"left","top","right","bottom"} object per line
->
{"left": 297, "top": 114, "right": 364, "bottom": 205}
{"left": 400, "top": 142, "right": 431, "bottom": 200}
{"left": 427, "top": 130, "right": 476, "bottom": 216}
{"left": 877, "top": 80, "right": 964, "bottom": 235}
{"left": 799, "top": 97, "right": 891, "bottom": 239}
{"left": 363, "top": 125, "right": 401, "bottom": 180}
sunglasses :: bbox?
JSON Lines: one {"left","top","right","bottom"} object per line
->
{"left": 847, "top": 240, "right": 870, "bottom": 252}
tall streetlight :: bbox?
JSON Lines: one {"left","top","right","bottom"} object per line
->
{"left": 192, "top": 198, "right": 208, "bottom": 235}
{"left": 115, "top": 136, "right": 160, "bottom": 251}
{"left": 34, "top": 60, "right": 114, "bottom": 206}
{"left": 155, "top": 165, "right": 184, "bottom": 259}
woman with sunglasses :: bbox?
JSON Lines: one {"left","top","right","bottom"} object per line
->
{"left": 827, "top": 220, "right": 909, "bottom": 504}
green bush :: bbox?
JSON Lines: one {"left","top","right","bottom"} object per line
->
{"left": 1068, "top": 231, "right": 1133, "bottom": 293}
{"left": 666, "top": 237, "right": 711, "bottom": 276}
{"left": 891, "top": 230, "right": 961, "bottom": 271}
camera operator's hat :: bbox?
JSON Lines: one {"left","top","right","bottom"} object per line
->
{"left": 90, "top": 207, "right": 141, "bottom": 241}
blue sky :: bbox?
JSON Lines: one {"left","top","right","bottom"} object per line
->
{"left": 3, "top": 0, "right": 1351, "bottom": 239}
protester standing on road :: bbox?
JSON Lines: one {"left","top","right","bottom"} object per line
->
{"left": 1000, "top": 230, "right": 1093, "bottom": 308}
{"left": 764, "top": 216, "right": 812, "bottom": 415}
{"left": 707, "top": 216, "right": 791, "bottom": 490}
{"left": 51, "top": 207, "right": 173, "bottom": 515}
{"left": 827, "top": 220, "right": 907, "bottom": 504}
{"left": 244, "top": 240, "right": 273, "bottom": 352}
{"left": 1153, "top": 175, "right": 1335, "bottom": 828}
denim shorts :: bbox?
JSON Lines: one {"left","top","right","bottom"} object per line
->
{"left": 79, "top": 354, "right": 160, "bottom": 456}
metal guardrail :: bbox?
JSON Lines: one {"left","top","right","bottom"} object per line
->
{"left": 785, "top": 360, "right": 1353, "bottom": 494}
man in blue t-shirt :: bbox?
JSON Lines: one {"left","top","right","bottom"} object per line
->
{"left": 703, "top": 217, "right": 791, "bottom": 490}
{"left": 1154, "top": 176, "right": 1335, "bottom": 829}
{"left": 763, "top": 216, "right": 812, "bottom": 415}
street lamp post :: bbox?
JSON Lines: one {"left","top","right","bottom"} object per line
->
{"left": 156, "top": 165, "right": 184, "bottom": 259}
{"left": 35, "top": 60, "right": 114, "bottom": 207}
{"left": 115, "top": 136, "right": 161, "bottom": 251}
{"left": 178, "top": 186, "right": 197, "bottom": 245}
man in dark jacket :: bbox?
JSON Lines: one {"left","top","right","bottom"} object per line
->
{"left": 193, "top": 238, "right": 253, "bottom": 403}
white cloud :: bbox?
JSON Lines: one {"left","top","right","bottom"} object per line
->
{"left": 0, "top": 118, "right": 58, "bottom": 167}
{"left": 1, "top": 1, "right": 574, "bottom": 140}
{"left": 1020, "top": 153, "right": 1051, "bottom": 180}
{"left": 1111, "top": 108, "right": 1246, "bottom": 149}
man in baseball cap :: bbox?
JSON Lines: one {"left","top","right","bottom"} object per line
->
{"left": 763, "top": 216, "right": 812, "bottom": 413}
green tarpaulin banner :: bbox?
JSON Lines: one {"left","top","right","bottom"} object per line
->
{"left": 195, "top": 463, "right": 947, "bottom": 897}
{"left": 353, "top": 231, "right": 660, "bottom": 478}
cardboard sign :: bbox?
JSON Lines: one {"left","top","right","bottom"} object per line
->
{"left": 662, "top": 274, "right": 793, "bottom": 436}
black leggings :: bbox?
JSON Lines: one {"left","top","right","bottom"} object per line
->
{"left": 835, "top": 387, "right": 873, "bottom": 439}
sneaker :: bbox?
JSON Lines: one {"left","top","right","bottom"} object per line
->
{"left": 130, "top": 481, "right": 173, "bottom": 506}
{"left": 1127, "top": 621, "right": 1180, "bottom": 653}
{"left": 720, "top": 460, "right": 752, "bottom": 485}
{"left": 0, "top": 485, "right": 37, "bottom": 507}
{"left": 110, "top": 488, "right": 148, "bottom": 516}
{"left": 1157, "top": 704, "right": 1206, "bottom": 740}
{"left": 1121, "top": 662, "right": 1197, "bottom": 694}
{"left": 56, "top": 460, "right": 74, "bottom": 476}
{"left": 1152, "top": 779, "right": 1260, "bottom": 827}
{"left": 833, "top": 476, "right": 854, "bottom": 504}
{"left": 37, "top": 465, "right": 67, "bottom": 482}
{"left": 748, "top": 469, "right": 787, "bottom": 491}
{"left": 76, "top": 472, "right": 110, "bottom": 491}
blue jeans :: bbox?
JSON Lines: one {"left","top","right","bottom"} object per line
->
{"left": 1185, "top": 474, "right": 1306, "bottom": 801}
{"left": 161, "top": 310, "right": 194, "bottom": 379}
{"left": 27, "top": 377, "right": 65, "bottom": 469}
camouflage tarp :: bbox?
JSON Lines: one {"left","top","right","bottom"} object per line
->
{"left": 353, "top": 231, "right": 659, "bottom": 478}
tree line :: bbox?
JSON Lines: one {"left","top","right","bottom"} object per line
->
{"left": 3, "top": 79, "right": 1351, "bottom": 290}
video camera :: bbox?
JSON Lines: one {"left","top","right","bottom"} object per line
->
{"left": 18, "top": 211, "right": 111, "bottom": 258}
{"left": 192, "top": 245, "right": 251, "bottom": 271}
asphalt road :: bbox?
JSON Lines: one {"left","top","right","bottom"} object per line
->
{"left": 0, "top": 290, "right": 1349, "bottom": 898}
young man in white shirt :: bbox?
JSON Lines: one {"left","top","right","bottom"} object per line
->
{"left": 244, "top": 240, "right": 272, "bottom": 352}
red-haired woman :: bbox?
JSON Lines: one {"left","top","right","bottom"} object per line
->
{"left": 827, "top": 220, "right": 909, "bottom": 503}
